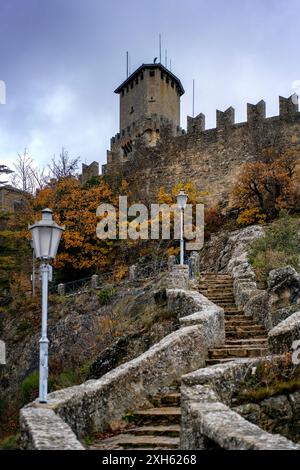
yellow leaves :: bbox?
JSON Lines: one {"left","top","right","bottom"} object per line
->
{"left": 113, "top": 264, "right": 128, "bottom": 281}
{"left": 232, "top": 147, "right": 300, "bottom": 222}
{"left": 166, "top": 246, "right": 180, "bottom": 257}
{"left": 158, "top": 181, "right": 205, "bottom": 206}
{"left": 237, "top": 208, "right": 267, "bottom": 226}
{"left": 157, "top": 187, "right": 172, "bottom": 205}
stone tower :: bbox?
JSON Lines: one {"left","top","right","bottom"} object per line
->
{"left": 107, "top": 63, "right": 185, "bottom": 162}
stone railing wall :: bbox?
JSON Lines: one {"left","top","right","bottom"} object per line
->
{"left": 268, "top": 310, "right": 300, "bottom": 354}
{"left": 20, "top": 274, "right": 224, "bottom": 450}
{"left": 180, "top": 358, "right": 300, "bottom": 450}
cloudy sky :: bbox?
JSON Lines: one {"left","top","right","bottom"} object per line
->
{"left": 0, "top": 0, "right": 299, "bottom": 172}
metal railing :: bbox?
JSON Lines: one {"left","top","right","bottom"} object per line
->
{"left": 47, "top": 255, "right": 192, "bottom": 296}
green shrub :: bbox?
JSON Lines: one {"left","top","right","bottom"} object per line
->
{"left": 20, "top": 371, "right": 55, "bottom": 404}
{"left": 0, "top": 434, "right": 20, "bottom": 450}
{"left": 98, "top": 288, "right": 115, "bottom": 305}
{"left": 20, "top": 371, "right": 39, "bottom": 404}
{"left": 248, "top": 212, "right": 300, "bottom": 286}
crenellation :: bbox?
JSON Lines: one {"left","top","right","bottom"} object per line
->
{"left": 247, "top": 100, "right": 266, "bottom": 124}
{"left": 103, "top": 63, "right": 300, "bottom": 206}
{"left": 279, "top": 95, "right": 298, "bottom": 120}
{"left": 216, "top": 106, "right": 235, "bottom": 129}
{"left": 187, "top": 113, "right": 205, "bottom": 134}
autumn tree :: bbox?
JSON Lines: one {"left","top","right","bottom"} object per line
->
{"left": 32, "top": 176, "right": 118, "bottom": 279}
{"left": 10, "top": 149, "right": 49, "bottom": 194}
{"left": 232, "top": 147, "right": 300, "bottom": 225}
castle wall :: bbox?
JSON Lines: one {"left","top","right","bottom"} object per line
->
{"left": 103, "top": 97, "right": 300, "bottom": 206}
{"left": 0, "top": 186, "right": 28, "bottom": 212}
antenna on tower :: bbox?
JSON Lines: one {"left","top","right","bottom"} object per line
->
{"left": 159, "top": 33, "right": 162, "bottom": 63}
{"left": 192, "top": 79, "right": 195, "bottom": 117}
{"left": 129, "top": 54, "right": 131, "bottom": 75}
{"left": 126, "top": 51, "right": 129, "bottom": 78}
{"left": 169, "top": 59, "right": 172, "bottom": 71}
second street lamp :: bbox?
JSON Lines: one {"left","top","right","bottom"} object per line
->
{"left": 176, "top": 189, "right": 188, "bottom": 265}
{"left": 29, "top": 208, "right": 65, "bottom": 403}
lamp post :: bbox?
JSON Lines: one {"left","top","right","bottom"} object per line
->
{"left": 29, "top": 208, "right": 65, "bottom": 403}
{"left": 29, "top": 239, "right": 35, "bottom": 296}
{"left": 176, "top": 189, "right": 188, "bottom": 265}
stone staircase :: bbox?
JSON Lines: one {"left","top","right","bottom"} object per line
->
{"left": 89, "top": 272, "right": 268, "bottom": 450}
{"left": 199, "top": 272, "right": 268, "bottom": 365}
{"left": 89, "top": 392, "right": 181, "bottom": 450}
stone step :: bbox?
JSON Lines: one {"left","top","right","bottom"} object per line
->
{"left": 160, "top": 393, "right": 181, "bottom": 407}
{"left": 208, "top": 347, "right": 268, "bottom": 358}
{"left": 90, "top": 434, "right": 179, "bottom": 450}
{"left": 132, "top": 407, "right": 181, "bottom": 425}
{"left": 199, "top": 284, "right": 233, "bottom": 288}
{"left": 226, "top": 330, "right": 267, "bottom": 339}
{"left": 225, "top": 339, "right": 268, "bottom": 346}
{"left": 225, "top": 325, "right": 265, "bottom": 332}
{"left": 225, "top": 321, "right": 256, "bottom": 326}
{"left": 199, "top": 292, "right": 233, "bottom": 297}
{"left": 225, "top": 316, "right": 254, "bottom": 321}
{"left": 152, "top": 393, "right": 181, "bottom": 407}
{"left": 205, "top": 358, "right": 236, "bottom": 366}
{"left": 200, "top": 272, "right": 232, "bottom": 277}
{"left": 208, "top": 297, "right": 234, "bottom": 301}
{"left": 199, "top": 283, "right": 233, "bottom": 288}
{"left": 199, "top": 281, "right": 233, "bottom": 285}
{"left": 224, "top": 311, "right": 245, "bottom": 316}
{"left": 127, "top": 425, "right": 180, "bottom": 437}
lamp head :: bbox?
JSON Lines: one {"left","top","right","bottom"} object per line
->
{"left": 29, "top": 208, "right": 65, "bottom": 261}
{"left": 176, "top": 189, "right": 188, "bottom": 210}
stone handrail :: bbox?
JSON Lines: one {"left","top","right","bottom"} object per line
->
{"left": 20, "top": 286, "right": 224, "bottom": 450}
{"left": 180, "top": 358, "right": 300, "bottom": 450}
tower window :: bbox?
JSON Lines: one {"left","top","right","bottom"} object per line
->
{"left": 135, "top": 77, "right": 138, "bottom": 85}
{"left": 141, "top": 73, "right": 144, "bottom": 80}
{"left": 171, "top": 81, "right": 174, "bottom": 88}
{"left": 126, "top": 86, "right": 129, "bottom": 93}
{"left": 149, "top": 71, "right": 155, "bottom": 77}
{"left": 130, "top": 106, "right": 134, "bottom": 114}
{"left": 161, "top": 72, "right": 164, "bottom": 80}
{"left": 130, "top": 82, "right": 133, "bottom": 89}
{"left": 121, "top": 90, "right": 124, "bottom": 96}
{"left": 166, "top": 77, "right": 169, "bottom": 84}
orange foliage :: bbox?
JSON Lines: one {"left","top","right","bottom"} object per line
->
{"left": 232, "top": 147, "right": 300, "bottom": 224}
{"left": 32, "top": 177, "right": 118, "bottom": 273}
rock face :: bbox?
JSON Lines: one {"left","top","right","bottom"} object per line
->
{"left": 268, "top": 310, "right": 300, "bottom": 354}
{"left": 268, "top": 266, "right": 300, "bottom": 307}
{"left": 246, "top": 267, "right": 300, "bottom": 331}
{"left": 0, "top": 273, "right": 181, "bottom": 438}
{"left": 234, "top": 392, "right": 300, "bottom": 443}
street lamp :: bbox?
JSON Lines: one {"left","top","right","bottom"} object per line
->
{"left": 29, "top": 239, "right": 35, "bottom": 296}
{"left": 176, "top": 189, "right": 188, "bottom": 265}
{"left": 29, "top": 208, "right": 65, "bottom": 403}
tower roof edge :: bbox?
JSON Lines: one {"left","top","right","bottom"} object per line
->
{"left": 114, "top": 63, "right": 185, "bottom": 96}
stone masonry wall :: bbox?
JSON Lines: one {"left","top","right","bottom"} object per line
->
{"left": 103, "top": 97, "right": 300, "bottom": 206}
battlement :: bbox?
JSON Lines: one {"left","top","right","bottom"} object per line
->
{"left": 80, "top": 161, "right": 99, "bottom": 185}
{"left": 186, "top": 95, "right": 299, "bottom": 134}
{"left": 103, "top": 94, "right": 300, "bottom": 196}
